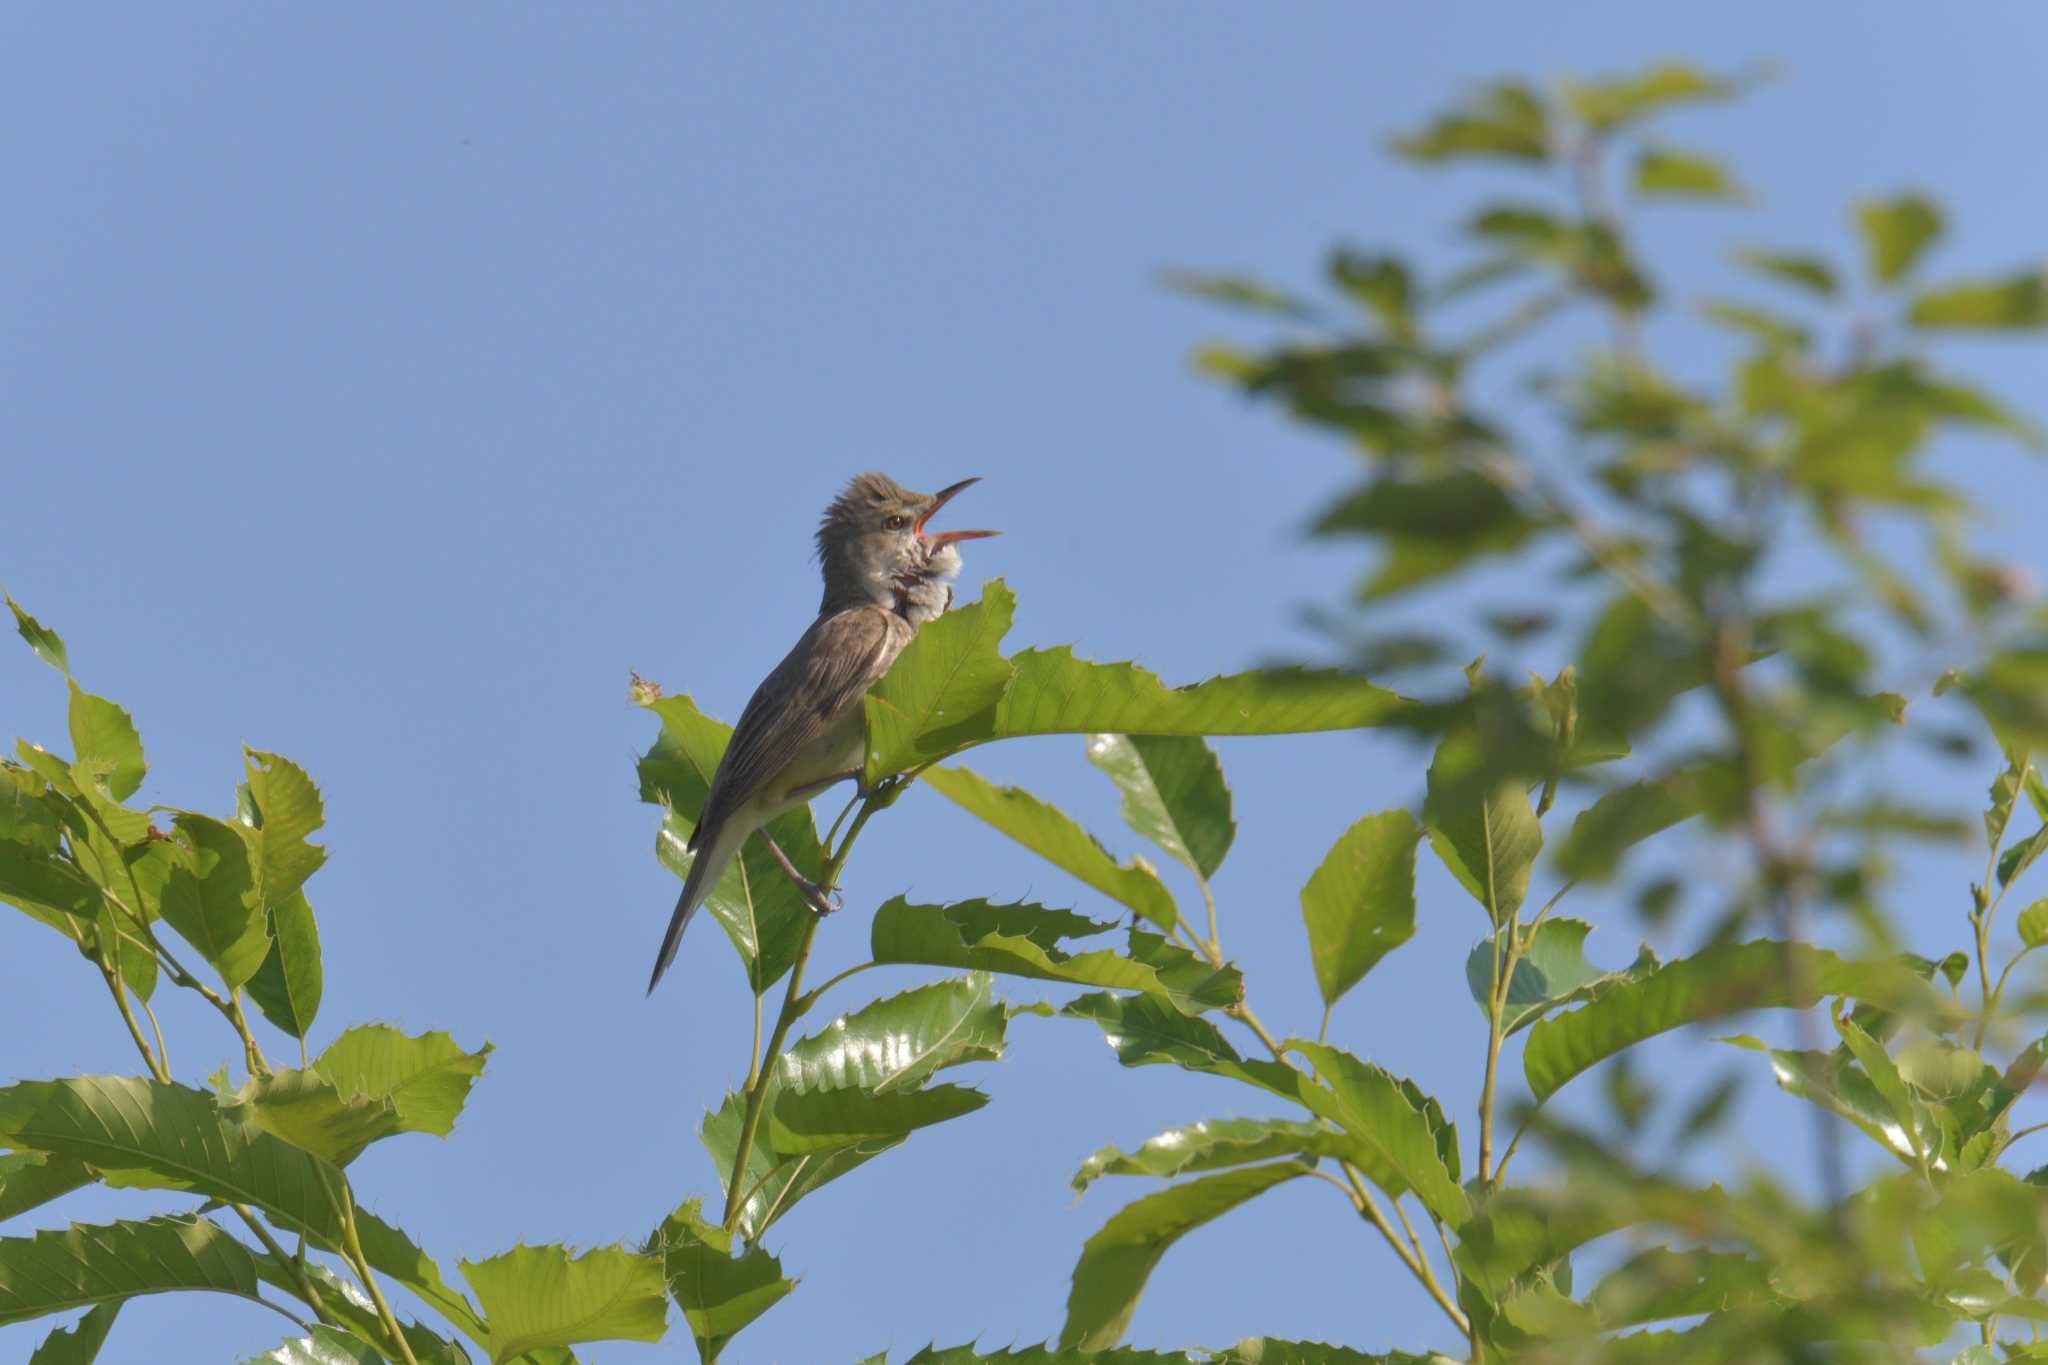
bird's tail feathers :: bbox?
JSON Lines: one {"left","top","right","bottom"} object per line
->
{"left": 647, "top": 815, "right": 748, "bottom": 993}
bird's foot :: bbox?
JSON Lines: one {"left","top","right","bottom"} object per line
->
{"left": 798, "top": 878, "right": 843, "bottom": 916}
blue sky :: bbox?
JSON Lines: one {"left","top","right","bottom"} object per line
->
{"left": 4, "top": 5, "right": 2047, "bottom": 1361}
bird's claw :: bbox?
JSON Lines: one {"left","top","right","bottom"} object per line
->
{"left": 803, "top": 884, "right": 844, "bottom": 917}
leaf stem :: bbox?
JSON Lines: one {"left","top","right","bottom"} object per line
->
{"left": 335, "top": 1176, "right": 421, "bottom": 1365}
{"left": 233, "top": 1203, "right": 339, "bottom": 1329}
{"left": 1333, "top": 1165, "right": 1470, "bottom": 1336}
{"left": 98, "top": 961, "right": 170, "bottom": 1084}
{"left": 795, "top": 960, "right": 882, "bottom": 1014}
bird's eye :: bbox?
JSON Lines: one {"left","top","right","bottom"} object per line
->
{"left": 884, "top": 514, "right": 909, "bottom": 530}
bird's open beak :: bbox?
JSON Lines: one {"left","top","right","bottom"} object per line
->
{"left": 917, "top": 477, "right": 998, "bottom": 544}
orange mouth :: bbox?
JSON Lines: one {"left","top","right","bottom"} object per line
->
{"left": 916, "top": 476, "right": 998, "bottom": 544}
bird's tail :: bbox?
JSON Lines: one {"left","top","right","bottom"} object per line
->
{"left": 647, "top": 815, "right": 749, "bottom": 993}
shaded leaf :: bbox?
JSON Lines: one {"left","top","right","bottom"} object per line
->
{"left": 701, "top": 1088, "right": 896, "bottom": 1243}
{"left": 29, "top": 1302, "right": 120, "bottom": 1365}
{"left": 1525, "top": 941, "right": 1940, "bottom": 1101}
{"left": 1466, "top": 918, "right": 1656, "bottom": 1034}
{"left": 1159, "top": 270, "right": 1319, "bottom": 322}
{"left": 921, "top": 765, "right": 1177, "bottom": 930}
{"left": 1423, "top": 728, "right": 1542, "bottom": 923}
{"left": 246, "top": 888, "right": 324, "bottom": 1040}
{"left": 459, "top": 1244, "right": 667, "bottom": 1363}
{"left": 1061, "top": 993, "right": 1302, "bottom": 1102}
{"left": 7, "top": 595, "right": 70, "bottom": 675}
{"left": 1288, "top": 1042, "right": 1468, "bottom": 1225}
{"left": 647, "top": 1198, "right": 793, "bottom": 1363}
{"left": 1300, "top": 810, "right": 1421, "bottom": 1010}
{"left": 1856, "top": 194, "right": 1943, "bottom": 283}
{"left": 1391, "top": 82, "right": 1548, "bottom": 162}
{"left": 870, "top": 898, "right": 1240, "bottom": 1015}
{"left": 314, "top": 1026, "right": 491, "bottom": 1139}
{"left": 1083, "top": 734, "right": 1235, "bottom": 880}
{"left": 1312, "top": 472, "right": 1542, "bottom": 600}
{"left": 1565, "top": 63, "right": 1741, "bottom": 131}
{"left": 0, "top": 1150, "right": 98, "bottom": 1223}
{"left": 1732, "top": 247, "right": 1837, "bottom": 297}
{"left": 1910, "top": 272, "right": 2048, "bottom": 329}
{"left": 223, "top": 1069, "right": 403, "bottom": 1166}
{"left": 158, "top": 813, "right": 268, "bottom": 989}
{"left": 1059, "top": 1163, "right": 1314, "bottom": 1350}
{"left": 1073, "top": 1118, "right": 1353, "bottom": 1194}
{"left": 769, "top": 1083, "right": 987, "bottom": 1153}
{"left": 0, "top": 1214, "right": 257, "bottom": 1326}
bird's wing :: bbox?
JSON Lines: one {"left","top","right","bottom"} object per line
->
{"left": 695, "top": 606, "right": 905, "bottom": 842}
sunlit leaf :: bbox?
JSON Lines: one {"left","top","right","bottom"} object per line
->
{"left": 239, "top": 749, "right": 327, "bottom": 913}
{"left": 6, "top": 595, "right": 70, "bottom": 675}
{"left": 701, "top": 1086, "right": 897, "bottom": 1243}
{"left": 1910, "top": 272, "right": 2048, "bottom": 329}
{"left": 1061, "top": 993, "right": 1302, "bottom": 1102}
{"left": 1074, "top": 1117, "right": 1356, "bottom": 1194}
{"left": 459, "top": 1244, "right": 667, "bottom": 1363}
{"left": 864, "top": 580, "right": 1018, "bottom": 781}
{"left": 158, "top": 812, "right": 269, "bottom": 989}
{"left": 222, "top": 1069, "right": 403, "bottom": 1166}
{"left": 29, "top": 1301, "right": 120, "bottom": 1365}
{"left": 1423, "top": 727, "right": 1542, "bottom": 924}
{"left": 239, "top": 1326, "right": 388, "bottom": 1365}
{"left": 1526, "top": 942, "right": 1942, "bottom": 1101}
{"left": 1635, "top": 148, "right": 1743, "bottom": 202}
{"left": 1466, "top": 918, "right": 1657, "bottom": 1034}
{"left": 1565, "top": 63, "right": 1742, "bottom": 131}
{"left": 246, "top": 887, "right": 324, "bottom": 1040}
{"left": 778, "top": 973, "right": 1008, "bottom": 1095}
{"left": 647, "top": 1198, "right": 793, "bottom": 1362}
{"left": 0, "top": 1214, "right": 257, "bottom": 1326}
{"left": 66, "top": 684, "right": 144, "bottom": 804}
{"left": 1083, "top": 734, "right": 1235, "bottom": 881}
{"left": 314, "top": 1025, "right": 491, "bottom": 1139}
{"left": 2019, "top": 899, "right": 2048, "bottom": 948}
{"left": 1855, "top": 194, "right": 1943, "bottom": 283}
{"left": 769, "top": 1083, "right": 987, "bottom": 1153}
{"left": 1732, "top": 247, "right": 1837, "bottom": 297}
{"left": 1059, "top": 1163, "right": 1314, "bottom": 1350}
{"left": 1300, "top": 809, "right": 1420, "bottom": 1010}
{"left": 0, "top": 1150, "right": 97, "bottom": 1223}
{"left": 1288, "top": 1042, "right": 1468, "bottom": 1225}
{"left": 1392, "top": 81, "right": 1547, "bottom": 162}
{"left": 871, "top": 898, "right": 1240, "bottom": 1015}
{"left": 921, "top": 765, "right": 1177, "bottom": 930}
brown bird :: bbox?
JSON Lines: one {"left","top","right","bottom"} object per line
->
{"left": 647, "top": 472, "right": 996, "bottom": 992}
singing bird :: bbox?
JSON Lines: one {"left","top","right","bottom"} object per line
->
{"left": 646, "top": 472, "right": 996, "bottom": 992}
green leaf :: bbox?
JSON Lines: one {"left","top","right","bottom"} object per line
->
{"left": 778, "top": 973, "right": 1008, "bottom": 1094}
{"left": 1466, "top": 918, "right": 1656, "bottom": 1034}
{"left": 314, "top": 1025, "right": 491, "bottom": 1139}
{"left": 1391, "top": 82, "right": 1548, "bottom": 162}
{"left": 0, "top": 1075, "right": 484, "bottom": 1342}
{"left": 1288, "top": 1042, "right": 1469, "bottom": 1225}
{"left": 1910, "top": 272, "right": 2048, "bottom": 329}
{"left": 0, "top": 1150, "right": 97, "bottom": 1222}
{"left": 1061, "top": 993, "right": 1302, "bottom": 1102}
{"left": 637, "top": 690, "right": 822, "bottom": 992}
{"left": 921, "top": 765, "right": 1177, "bottom": 930}
{"left": 1732, "top": 247, "right": 1837, "bottom": 298}
{"left": 1215, "top": 1342, "right": 1426, "bottom": 1365}
{"left": 1073, "top": 1117, "right": 1353, "bottom": 1194}
{"left": 1310, "top": 472, "right": 1541, "bottom": 600}
{"left": 66, "top": 684, "right": 144, "bottom": 804}
{"left": 245, "top": 887, "right": 324, "bottom": 1040}
{"left": 647, "top": 1199, "right": 793, "bottom": 1362}
{"left": 1083, "top": 734, "right": 1235, "bottom": 881}
{"left": 1723, "top": 1035, "right": 1925, "bottom": 1163}
{"left": 1059, "top": 1163, "right": 1314, "bottom": 1350}
{"left": 240, "top": 749, "right": 328, "bottom": 912}
{"left": 1525, "top": 941, "right": 1941, "bottom": 1101}
{"left": 29, "top": 1302, "right": 120, "bottom": 1365}
{"left": 1423, "top": 728, "right": 1542, "bottom": 923}
{"left": 7, "top": 595, "right": 70, "bottom": 675}
{"left": 769, "top": 1083, "right": 987, "bottom": 1153}
{"left": 1300, "top": 810, "right": 1421, "bottom": 1010}
{"left": 2019, "top": 899, "right": 2048, "bottom": 948}
{"left": 1698, "top": 299, "right": 1812, "bottom": 352}
{"left": 870, "top": 898, "right": 1241, "bottom": 1015}
{"left": 1635, "top": 148, "right": 1743, "bottom": 202}
{"left": 1159, "top": 270, "right": 1319, "bottom": 322}
{"left": 222, "top": 1069, "right": 404, "bottom": 1166}
{"left": 0, "top": 838, "right": 100, "bottom": 940}
{"left": 863, "top": 578, "right": 1018, "bottom": 781}
{"left": 240, "top": 1326, "right": 388, "bottom": 1365}
{"left": 701, "top": 1088, "right": 897, "bottom": 1243}
{"left": 2002, "top": 822, "right": 2048, "bottom": 889}
{"left": 158, "top": 813, "right": 269, "bottom": 988}
{"left": 459, "top": 1244, "right": 668, "bottom": 1363}
{"left": 1856, "top": 194, "right": 1943, "bottom": 283}
{"left": 1564, "top": 63, "right": 1741, "bottom": 131}
{"left": 0, "top": 1214, "right": 258, "bottom": 1326}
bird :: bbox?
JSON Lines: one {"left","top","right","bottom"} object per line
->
{"left": 646, "top": 472, "right": 996, "bottom": 992}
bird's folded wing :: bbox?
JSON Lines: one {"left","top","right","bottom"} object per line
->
{"left": 696, "top": 606, "right": 904, "bottom": 839}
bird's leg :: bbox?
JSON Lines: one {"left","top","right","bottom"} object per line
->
{"left": 756, "top": 830, "right": 842, "bottom": 915}
{"left": 785, "top": 767, "right": 865, "bottom": 802}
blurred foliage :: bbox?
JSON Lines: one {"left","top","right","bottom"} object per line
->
{"left": 7, "top": 57, "right": 2048, "bottom": 1365}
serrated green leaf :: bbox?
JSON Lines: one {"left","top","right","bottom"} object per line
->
{"left": 778, "top": 973, "right": 1007, "bottom": 1095}
{"left": 1059, "top": 1162, "right": 1314, "bottom": 1350}
{"left": 1083, "top": 734, "right": 1235, "bottom": 881}
{"left": 0, "top": 1150, "right": 97, "bottom": 1223}
{"left": 246, "top": 887, "right": 324, "bottom": 1040}
{"left": 1060, "top": 994, "right": 1302, "bottom": 1102}
{"left": 240, "top": 1326, "right": 388, "bottom": 1365}
{"left": 1073, "top": 1118, "right": 1352, "bottom": 1194}
{"left": 1300, "top": 809, "right": 1420, "bottom": 1009}
{"left": 313, "top": 1026, "right": 490, "bottom": 1139}
{"left": 1856, "top": 193, "right": 1943, "bottom": 283}
{"left": 769, "top": 1082, "right": 987, "bottom": 1153}
{"left": 1635, "top": 148, "right": 1743, "bottom": 202}
{"left": 29, "top": 1301, "right": 120, "bottom": 1365}
{"left": 0, "top": 1075, "right": 483, "bottom": 1341}
{"left": 922, "top": 765, "right": 1177, "bottom": 930}
{"left": 223, "top": 1069, "right": 404, "bottom": 1166}
{"left": 0, "top": 1214, "right": 257, "bottom": 1326}
{"left": 1526, "top": 942, "right": 1940, "bottom": 1101}
{"left": 459, "top": 1244, "right": 667, "bottom": 1363}
{"left": 647, "top": 1198, "right": 793, "bottom": 1362}
{"left": 6, "top": 595, "right": 70, "bottom": 675}
{"left": 158, "top": 812, "right": 269, "bottom": 988}
{"left": 870, "top": 898, "right": 1240, "bottom": 1015}
{"left": 1288, "top": 1042, "right": 1469, "bottom": 1225}
{"left": 701, "top": 1088, "right": 896, "bottom": 1243}
{"left": 1732, "top": 247, "right": 1837, "bottom": 298}
{"left": 1910, "top": 272, "right": 2048, "bottom": 329}
{"left": 1466, "top": 918, "right": 1655, "bottom": 1034}
{"left": 1423, "top": 728, "right": 1541, "bottom": 924}
{"left": 66, "top": 684, "right": 144, "bottom": 804}
{"left": 864, "top": 579, "right": 1018, "bottom": 781}
{"left": 1215, "top": 1342, "right": 1428, "bottom": 1365}
{"left": 240, "top": 749, "right": 328, "bottom": 912}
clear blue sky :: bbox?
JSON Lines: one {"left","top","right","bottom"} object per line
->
{"left": 4, "top": 5, "right": 2047, "bottom": 1362}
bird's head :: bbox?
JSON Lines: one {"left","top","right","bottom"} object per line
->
{"left": 815, "top": 472, "right": 996, "bottom": 616}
